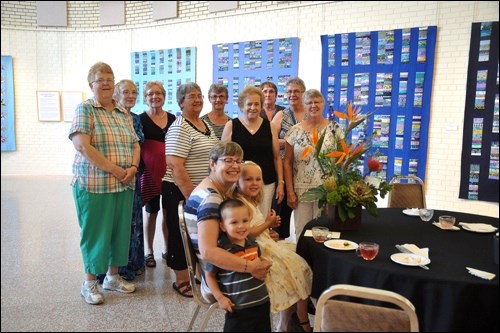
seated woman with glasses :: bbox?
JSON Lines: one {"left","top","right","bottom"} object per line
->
{"left": 184, "top": 141, "right": 272, "bottom": 302}
{"left": 201, "top": 83, "right": 231, "bottom": 140}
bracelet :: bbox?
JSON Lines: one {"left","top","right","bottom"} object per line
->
{"left": 130, "top": 164, "right": 138, "bottom": 170}
{"left": 243, "top": 260, "right": 248, "bottom": 273}
{"left": 278, "top": 180, "right": 285, "bottom": 185}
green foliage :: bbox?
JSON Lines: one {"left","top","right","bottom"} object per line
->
{"left": 299, "top": 104, "right": 392, "bottom": 222}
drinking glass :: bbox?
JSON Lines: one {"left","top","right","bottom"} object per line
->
{"left": 419, "top": 208, "right": 434, "bottom": 222}
{"left": 356, "top": 242, "right": 379, "bottom": 260}
{"left": 311, "top": 227, "right": 329, "bottom": 243}
{"left": 439, "top": 215, "right": 456, "bottom": 229}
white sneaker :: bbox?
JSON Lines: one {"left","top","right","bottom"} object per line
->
{"left": 103, "top": 275, "right": 136, "bottom": 293}
{"left": 81, "top": 280, "right": 104, "bottom": 305}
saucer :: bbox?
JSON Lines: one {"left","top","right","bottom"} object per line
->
{"left": 432, "top": 222, "right": 460, "bottom": 231}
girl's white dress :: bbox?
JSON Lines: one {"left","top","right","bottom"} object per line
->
{"left": 241, "top": 197, "right": 313, "bottom": 313}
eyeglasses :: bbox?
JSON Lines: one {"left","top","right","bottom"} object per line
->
{"left": 185, "top": 94, "right": 204, "bottom": 101}
{"left": 92, "top": 79, "right": 115, "bottom": 85}
{"left": 122, "top": 90, "right": 138, "bottom": 96}
{"left": 146, "top": 91, "right": 163, "bottom": 97}
{"left": 218, "top": 157, "right": 244, "bottom": 166}
{"left": 286, "top": 89, "right": 303, "bottom": 95}
{"left": 210, "top": 95, "right": 227, "bottom": 100}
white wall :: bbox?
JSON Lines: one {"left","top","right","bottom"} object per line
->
{"left": 1, "top": 1, "right": 499, "bottom": 217}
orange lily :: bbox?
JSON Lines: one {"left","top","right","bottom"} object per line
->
{"left": 325, "top": 139, "right": 351, "bottom": 166}
{"left": 334, "top": 103, "right": 372, "bottom": 133}
{"left": 300, "top": 146, "right": 313, "bottom": 160}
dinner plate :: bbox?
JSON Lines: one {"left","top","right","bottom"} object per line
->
{"left": 460, "top": 223, "right": 498, "bottom": 233}
{"left": 402, "top": 208, "right": 420, "bottom": 216}
{"left": 391, "top": 252, "right": 431, "bottom": 266}
{"left": 324, "top": 239, "right": 358, "bottom": 251}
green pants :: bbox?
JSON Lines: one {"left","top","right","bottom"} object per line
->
{"left": 73, "top": 185, "right": 133, "bottom": 274}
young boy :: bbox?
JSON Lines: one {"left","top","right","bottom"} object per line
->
{"left": 205, "top": 198, "right": 271, "bottom": 332}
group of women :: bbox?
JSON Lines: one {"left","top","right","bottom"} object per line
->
{"left": 70, "top": 61, "right": 344, "bottom": 331}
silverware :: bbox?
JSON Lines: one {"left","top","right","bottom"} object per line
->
{"left": 395, "top": 245, "right": 430, "bottom": 270}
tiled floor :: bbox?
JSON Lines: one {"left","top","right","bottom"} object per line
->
{"left": 1, "top": 176, "right": 229, "bottom": 331}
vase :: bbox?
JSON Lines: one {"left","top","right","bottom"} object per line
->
{"left": 325, "top": 204, "right": 362, "bottom": 231}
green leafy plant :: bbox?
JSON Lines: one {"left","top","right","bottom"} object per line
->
{"left": 300, "top": 103, "right": 392, "bottom": 222}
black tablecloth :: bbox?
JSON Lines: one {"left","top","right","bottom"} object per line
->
{"left": 296, "top": 208, "right": 499, "bottom": 332}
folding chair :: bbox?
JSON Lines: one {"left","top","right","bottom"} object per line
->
{"left": 388, "top": 175, "right": 426, "bottom": 209}
{"left": 178, "top": 200, "right": 220, "bottom": 332}
{"left": 313, "top": 284, "right": 419, "bottom": 332}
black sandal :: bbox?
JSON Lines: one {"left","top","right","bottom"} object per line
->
{"left": 145, "top": 254, "right": 156, "bottom": 267}
{"left": 172, "top": 281, "right": 193, "bottom": 298}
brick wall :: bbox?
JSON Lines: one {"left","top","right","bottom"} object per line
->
{"left": 1, "top": 1, "right": 499, "bottom": 217}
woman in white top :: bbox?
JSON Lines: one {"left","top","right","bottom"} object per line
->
{"left": 283, "top": 89, "right": 344, "bottom": 241}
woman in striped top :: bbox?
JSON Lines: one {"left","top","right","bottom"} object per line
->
{"left": 163, "top": 82, "right": 219, "bottom": 298}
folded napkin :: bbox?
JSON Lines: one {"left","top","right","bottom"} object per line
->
{"left": 466, "top": 267, "right": 496, "bottom": 280}
{"left": 304, "top": 230, "right": 341, "bottom": 239}
{"left": 458, "top": 222, "right": 498, "bottom": 232}
{"left": 402, "top": 243, "right": 429, "bottom": 258}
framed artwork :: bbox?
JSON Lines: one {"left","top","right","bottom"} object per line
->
{"left": 1, "top": 55, "right": 16, "bottom": 151}
{"left": 37, "top": 91, "right": 61, "bottom": 121}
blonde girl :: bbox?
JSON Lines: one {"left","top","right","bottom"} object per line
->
{"left": 234, "top": 161, "right": 313, "bottom": 332}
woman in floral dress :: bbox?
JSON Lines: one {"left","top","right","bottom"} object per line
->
{"left": 284, "top": 89, "right": 344, "bottom": 241}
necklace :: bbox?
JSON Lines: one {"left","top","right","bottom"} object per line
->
{"left": 240, "top": 117, "right": 261, "bottom": 134}
{"left": 149, "top": 110, "right": 166, "bottom": 120}
{"left": 208, "top": 177, "right": 227, "bottom": 199}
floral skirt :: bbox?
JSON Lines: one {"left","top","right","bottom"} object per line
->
{"left": 258, "top": 235, "right": 312, "bottom": 313}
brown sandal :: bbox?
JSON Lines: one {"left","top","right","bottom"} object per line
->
{"left": 299, "top": 320, "right": 311, "bottom": 332}
{"left": 145, "top": 254, "right": 156, "bottom": 267}
{"left": 172, "top": 281, "right": 193, "bottom": 298}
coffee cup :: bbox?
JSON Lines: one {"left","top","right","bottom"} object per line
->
{"left": 439, "top": 215, "right": 456, "bottom": 229}
{"left": 356, "top": 242, "right": 379, "bottom": 260}
{"left": 419, "top": 208, "right": 434, "bottom": 222}
{"left": 311, "top": 227, "right": 329, "bottom": 243}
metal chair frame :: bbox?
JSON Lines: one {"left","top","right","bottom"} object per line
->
{"left": 178, "top": 201, "right": 220, "bottom": 332}
{"left": 313, "top": 284, "right": 419, "bottom": 332}
{"left": 388, "top": 175, "right": 426, "bottom": 209}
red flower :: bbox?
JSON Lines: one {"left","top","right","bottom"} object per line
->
{"left": 367, "top": 157, "right": 382, "bottom": 172}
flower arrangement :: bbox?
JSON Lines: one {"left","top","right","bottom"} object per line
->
{"left": 300, "top": 103, "right": 392, "bottom": 222}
